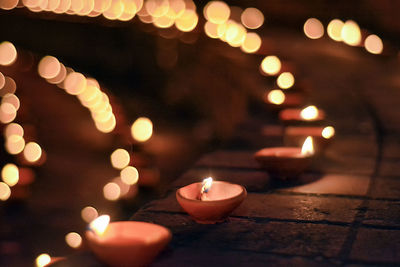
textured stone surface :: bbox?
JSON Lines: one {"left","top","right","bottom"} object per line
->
{"left": 363, "top": 200, "right": 400, "bottom": 227}
{"left": 369, "top": 177, "right": 400, "bottom": 199}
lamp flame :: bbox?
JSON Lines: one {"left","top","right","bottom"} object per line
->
{"left": 201, "top": 177, "right": 213, "bottom": 194}
{"left": 89, "top": 215, "right": 110, "bottom": 236}
{"left": 301, "top": 136, "right": 314, "bottom": 156}
{"left": 300, "top": 105, "right": 319, "bottom": 120}
{"left": 322, "top": 126, "right": 335, "bottom": 139}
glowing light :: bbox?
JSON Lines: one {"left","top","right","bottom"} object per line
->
{"left": 38, "top": 56, "right": 61, "bottom": 79}
{"left": 261, "top": 56, "right": 281, "bottom": 76}
{"left": 35, "top": 253, "right": 51, "bottom": 267}
{"left": 2, "top": 94, "right": 20, "bottom": 110}
{"left": 93, "top": 0, "right": 111, "bottom": 12}
{"left": 341, "top": 20, "right": 361, "bottom": 46}
{"left": 327, "top": 19, "right": 344, "bottom": 41}
{"left": 23, "top": 142, "right": 42, "bottom": 163}
{"left": 0, "top": 182, "right": 11, "bottom": 201}
{"left": 204, "top": 1, "right": 230, "bottom": 24}
{"left": 204, "top": 21, "right": 220, "bottom": 39}
{"left": 2, "top": 76, "right": 16, "bottom": 96}
{"left": 241, "top": 32, "right": 262, "bottom": 53}
{"left": 201, "top": 177, "right": 213, "bottom": 194}
{"left": 301, "top": 136, "right": 314, "bottom": 156}
{"left": 267, "top": 89, "right": 285, "bottom": 105}
{"left": 4, "top": 123, "right": 24, "bottom": 138}
{"left": 1, "top": 163, "right": 19, "bottom": 187}
{"left": 364, "top": 34, "right": 383, "bottom": 55}
{"left": 166, "top": 0, "right": 185, "bottom": 18}
{"left": 240, "top": 7, "right": 264, "bottom": 29}
{"left": 277, "top": 72, "right": 295, "bottom": 89}
{"left": 300, "top": 105, "right": 319, "bottom": 120}
{"left": 65, "top": 232, "right": 82, "bottom": 249}
{"left": 64, "top": 72, "right": 87, "bottom": 95}
{"left": 225, "top": 22, "right": 247, "bottom": 47}
{"left": 175, "top": 9, "right": 198, "bottom": 32}
{"left": 0, "top": 0, "right": 19, "bottom": 10}
{"left": 0, "top": 41, "right": 17, "bottom": 66}
{"left": 145, "top": 0, "right": 169, "bottom": 17}
{"left": 322, "top": 126, "right": 335, "bottom": 139}
{"left": 103, "top": 182, "right": 121, "bottom": 200}
{"left": 120, "top": 166, "right": 139, "bottom": 185}
{"left": 89, "top": 215, "right": 110, "bottom": 236}
{"left": 94, "top": 114, "right": 116, "bottom": 133}
{"left": 303, "top": 18, "right": 324, "bottom": 39}
{"left": 81, "top": 206, "right": 98, "bottom": 223}
{"left": 153, "top": 15, "right": 175, "bottom": 28}
{"left": 131, "top": 117, "right": 153, "bottom": 142}
{"left": 0, "top": 102, "right": 17, "bottom": 123}
{"left": 110, "top": 148, "right": 130, "bottom": 169}
{"left": 5, "top": 135, "right": 25, "bottom": 154}
{"left": 0, "top": 72, "right": 4, "bottom": 90}
{"left": 47, "top": 63, "right": 67, "bottom": 84}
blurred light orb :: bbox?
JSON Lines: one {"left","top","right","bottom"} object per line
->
{"left": 204, "top": 21, "right": 221, "bottom": 39}
{"left": 2, "top": 76, "right": 17, "bottom": 96}
{"left": 303, "top": 18, "right": 324, "bottom": 39}
{"left": 38, "top": 56, "right": 61, "bottom": 79}
{"left": 0, "top": 102, "right": 17, "bottom": 123}
{"left": 322, "top": 126, "right": 335, "bottom": 139}
{"left": 23, "top": 142, "right": 42, "bottom": 163}
{"left": 364, "top": 34, "right": 383, "bottom": 55}
{"left": 2, "top": 93, "right": 20, "bottom": 110}
{"left": 131, "top": 117, "right": 153, "bottom": 142}
{"left": 0, "top": 182, "right": 11, "bottom": 201}
{"left": 65, "top": 232, "right": 82, "bottom": 249}
{"left": 240, "top": 7, "right": 264, "bottom": 29}
{"left": 175, "top": 9, "right": 198, "bottom": 32}
{"left": 120, "top": 166, "right": 139, "bottom": 185}
{"left": 0, "top": 72, "right": 5, "bottom": 90}
{"left": 5, "top": 135, "right": 25, "bottom": 154}
{"left": 4, "top": 123, "right": 24, "bottom": 138}
{"left": 204, "top": 1, "right": 230, "bottom": 24}
{"left": 267, "top": 89, "right": 285, "bottom": 105}
{"left": 103, "top": 182, "right": 121, "bottom": 201}
{"left": 153, "top": 15, "right": 175, "bottom": 28}
{"left": 0, "top": 0, "right": 19, "bottom": 10}
{"left": 341, "top": 20, "right": 361, "bottom": 46}
{"left": 35, "top": 253, "right": 51, "bottom": 267}
{"left": 277, "top": 72, "right": 295, "bottom": 89}
{"left": 241, "top": 32, "right": 262, "bottom": 53}
{"left": 145, "top": 0, "right": 169, "bottom": 17}
{"left": 225, "top": 22, "right": 247, "bottom": 47}
{"left": 301, "top": 105, "right": 319, "bottom": 120}
{"left": 110, "top": 148, "right": 130, "bottom": 169}
{"left": 64, "top": 72, "right": 87, "bottom": 95}
{"left": 0, "top": 41, "right": 17, "bottom": 66}
{"left": 327, "top": 19, "right": 344, "bottom": 41}
{"left": 1, "top": 163, "right": 19, "bottom": 187}
{"left": 95, "top": 114, "right": 116, "bottom": 133}
{"left": 81, "top": 206, "right": 98, "bottom": 223}
{"left": 261, "top": 55, "right": 281, "bottom": 76}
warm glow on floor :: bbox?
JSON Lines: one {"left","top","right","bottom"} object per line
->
{"left": 120, "top": 166, "right": 139, "bottom": 185}
{"left": 110, "top": 148, "right": 130, "bottom": 169}
{"left": 261, "top": 56, "right": 281, "bottom": 76}
{"left": 303, "top": 18, "right": 324, "bottom": 39}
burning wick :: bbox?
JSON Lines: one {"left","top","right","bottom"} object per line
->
{"left": 88, "top": 215, "right": 110, "bottom": 236}
{"left": 198, "top": 177, "right": 213, "bottom": 201}
{"left": 301, "top": 136, "right": 314, "bottom": 156}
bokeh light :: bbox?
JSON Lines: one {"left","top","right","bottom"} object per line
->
{"left": 2, "top": 93, "right": 20, "bottom": 111}
{"left": 303, "top": 18, "right": 324, "bottom": 39}
{"left": 261, "top": 56, "right": 281, "bottom": 76}
{"left": 0, "top": 41, "right": 17, "bottom": 66}
{"left": 241, "top": 32, "right": 262, "bottom": 53}
{"left": 38, "top": 56, "right": 61, "bottom": 79}
{"left": 327, "top": 19, "right": 344, "bottom": 42}
{"left": 81, "top": 206, "right": 98, "bottom": 223}
{"left": 103, "top": 182, "right": 121, "bottom": 201}
{"left": 204, "top": 21, "right": 221, "bottom": 39}
{"left": 120, "top": 166, "right": 139, "bottom": 185}
{"left": 277, "top": 72, "right": 295, "bottom": 89}
{"left": 0, "top": 182, "right": 11, "bottom": 201}
{"left": 131, "top": 117, "right": 153, "bottom": 142}
{"left": 110, "top": 148, "right": 130, "bottom": 169}
{"left": 1, "top": 163, "right": 19, "bottom": 187}
{"left": 4, "top": 123, "right": 24, "bottom": 138}
{"left": 5, "top": 134, "right": 25, "bottom": 154}
{"left": 364, "top": 34, "right": 383, "bottom": 55}
{"left": 23, "top": 142, "right": 42, "bottom": 163}
{"left": 65, "top": 232, "right": 82, "bottom": 249}
{"left": 240, "top": 7, "right": 264, "bottom": 29}
{"left": 0, "top": 0, "right": 19, "bottom": 10}
{"left": 35, "top": 253, "right": 51, "bottom": 267}
{"left": 64, "top": 72, "right": 87, "bottom": 95}
{"left": 341, "top": 20, "right": 361, "bottom": 46}
{"left": 267, "top": 89, "right": 285, "bottom": 105}
{"left": 204, "top": 1, "right": 230, "bottom": 24}
{"left": 322, "top": 126, "right": 335, "bottom": 139}
{"left": 0, "top": 102, "right": 17, "bottom": 124}
{"left": 300, "top": 105, "right": 319, "bottom": 120}
{"left": 175, "top": 9, "right": 198, "bottom": 32}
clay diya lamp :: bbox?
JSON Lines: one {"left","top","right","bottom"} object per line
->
{"left": 254, "top": 136, "right": 315, "bottom": 179}
{"left": 284, "top": 126, "right": 335, "bottom": 154}
{"left": 279, "top": 105, "right": 325, "bottom": 126}
{"left": 86, "top": 215, "right": 171, "bottom": 267}
{"left": 176, "top": 177, "right": 247, "bottom": 224}
{"left": 263, "top": 89, "right": 304, "bottom": 110}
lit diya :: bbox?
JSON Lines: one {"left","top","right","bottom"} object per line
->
{"left": 85, "top": 215, "right": 171, "bottom": 267}
{"left": 284, "top": 126, "right": 335, "bottom": 154}
{"left": 264, "top": 89, "right": 304, "bottom": 109}
{"left": 279, "top": 105, "right": 325, "bottom": 125}
{"left": 176, "top": 177, "right": 247, "bottom": 224}
{"left": 254, "top": 136, "right": 315, "bottom": 179}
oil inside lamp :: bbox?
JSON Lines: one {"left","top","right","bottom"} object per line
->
{"left": 300, "top": 105, "right": 319, "bottom": 120}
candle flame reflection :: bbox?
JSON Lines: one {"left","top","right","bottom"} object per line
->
{"left": 89, "top": 215, "right": 110, "bottom": 236}
{"left": 300, "top": 105, "right": 319, "bottom": 120}
{"left": 301, "top": 136, "right": 314, "bottom": 156}
{"left": 201, "top": 177, "right": 213, "bottom": 194}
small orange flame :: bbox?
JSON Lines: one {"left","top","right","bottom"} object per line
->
{"left": 301, "top": 136, "right": 314, "bottom": 156}
{"left": 89, "top": 215, "right": 110, "bottom": 236}
{"left": 200, "top": 177, "right": 213, "bottom": 194}
{"left": 300, "top": 105, "right": 319, "bottom": 120}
